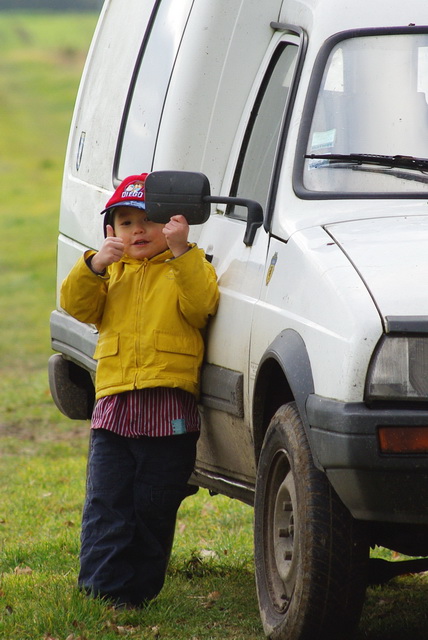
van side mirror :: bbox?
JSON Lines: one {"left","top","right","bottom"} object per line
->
{"left": 145, "top": 170, "right": 263, "bottom": 246}
{"left": 144, "top": 171, "right": 211, "bottom": 225}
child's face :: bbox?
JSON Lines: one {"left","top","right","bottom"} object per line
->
{"left": 113, "top": 206, "right": 168, "bottom": 260}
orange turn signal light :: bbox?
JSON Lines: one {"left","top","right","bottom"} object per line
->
{"left": 378, "top": 426, "right": 428, "bottom": 454}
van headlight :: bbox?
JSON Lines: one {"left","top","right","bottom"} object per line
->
{"left": 365, "top": 335, "right": 428, "bottom": 401}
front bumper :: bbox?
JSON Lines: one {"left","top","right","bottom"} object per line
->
{"left": 306, "top": 394, "right": 428, "bottom": 523}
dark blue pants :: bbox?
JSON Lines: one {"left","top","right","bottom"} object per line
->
{"left": 78, "top": 428, "right": 198, "bottom": 607}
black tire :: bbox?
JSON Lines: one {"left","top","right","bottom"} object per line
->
{"left": 254, "top": 403, "right": 368, "bottom": 640}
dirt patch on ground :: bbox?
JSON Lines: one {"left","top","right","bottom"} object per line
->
{"left": 0, "top": 419, "right": 88, "bottom": 443}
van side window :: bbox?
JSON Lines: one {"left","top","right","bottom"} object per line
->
{"left": 228, "top": 43, "right": 298, "bottom": 220}
{"left": 116, "top": 0, "right": 193, "bottom": 180}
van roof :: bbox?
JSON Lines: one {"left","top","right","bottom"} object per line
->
{"left": 281, "top": 0, "right": 428, "bottom": 34}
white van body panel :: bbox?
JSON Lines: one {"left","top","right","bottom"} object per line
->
{"left": 153, "top": 0, "right": 285, "bottom": 191}
{"left": 58, "top": 0, "right": 157, "bottom": 289}
{"left": 326, "top": 216, "right": 428, "bottom": 318}
{"left": 60, "top": 0, "right": 286, "bottom": 254}
{"left": 249, "top": 229, "right": 382, "bottom": 403}
{"left": 65, "top": 0, "right": 153, "bottom": 190}
{"left": 197, "top": 211, "right": 270, "bottom": 481}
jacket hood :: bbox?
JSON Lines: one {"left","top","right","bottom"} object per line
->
{"left": 325, "top": 215, "right": 428, "bottom": 318}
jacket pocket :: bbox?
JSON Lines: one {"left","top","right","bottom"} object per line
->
{"left": 154, "top": 330, "right": 199, "bottom": 379}
{"left": 93, "top": 332, "right": 123, "bottom": 387}
{"left": 94, "top": 332, "right": 119, "bottom": 359}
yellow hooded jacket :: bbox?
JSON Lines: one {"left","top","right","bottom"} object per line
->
{"left": 60, "top": 245, "right": 219, "bottom": 401}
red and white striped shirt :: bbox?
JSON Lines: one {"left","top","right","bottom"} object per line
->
{"left": 91, "top": 387, "right": 200, "bottom": 438}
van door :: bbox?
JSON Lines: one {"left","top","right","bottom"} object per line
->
{"left": 194, "top": 31, "right": 302, "bottom": 497}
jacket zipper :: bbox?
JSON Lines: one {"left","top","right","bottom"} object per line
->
{"left": 134, "top": 259, "right": 148, "bottom": 387}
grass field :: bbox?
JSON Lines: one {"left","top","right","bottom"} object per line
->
{"left": 1, "top": 10, "right": 428, "bottom": 640}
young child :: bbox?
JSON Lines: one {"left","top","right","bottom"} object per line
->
{"left": 60, "top": 173, "right": 219, "bottom": 609}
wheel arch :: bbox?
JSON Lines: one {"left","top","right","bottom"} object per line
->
{"left": 252, "top": 329, "right": 316, "bottom": 465}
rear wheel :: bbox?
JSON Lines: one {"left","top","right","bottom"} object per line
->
{"left": 254, "top": 403, "right": 368, "bottom": 640}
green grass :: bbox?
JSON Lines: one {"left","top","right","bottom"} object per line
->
{"left": 0, "top": 449, "right": 258, "bottom": 638}
{"left": 0, "top": 14, "right": 94, "bottom": 377}
{"left": 1, "top": 10, "right": 428, "bottom": 640}
{"left": 0, "top": 440, "right": 260, "bottom": 640}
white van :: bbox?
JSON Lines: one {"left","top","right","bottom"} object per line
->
{"left": 49, "top": 0, "right": 428, "bottom": 637}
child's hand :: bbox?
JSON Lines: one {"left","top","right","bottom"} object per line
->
{"left": 163, "top": 215, "right": 190, "bottom": 258}
{"left": 91, "top": 225, "right": 124, "bottom": 273}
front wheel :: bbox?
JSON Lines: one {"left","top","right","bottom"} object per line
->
{"left": 254, "top": 403, "right": 368, "bottom": 640}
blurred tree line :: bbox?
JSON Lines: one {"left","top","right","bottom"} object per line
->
{"left": 0, "top": 0, "right": 103, "bottom": 10}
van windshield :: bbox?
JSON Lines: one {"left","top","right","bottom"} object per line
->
{"left": 302, "top": 33, "right": 428, "bottom": 195}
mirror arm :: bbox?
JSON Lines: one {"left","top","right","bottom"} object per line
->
{"left": 203, "top": 196, "right": 264, "bottom": 246}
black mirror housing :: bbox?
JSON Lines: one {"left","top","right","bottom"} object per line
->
{"left": 145, "top": 171, "right": 211, "bottom": 224}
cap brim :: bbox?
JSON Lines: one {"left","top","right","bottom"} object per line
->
{"left": 100, "top": 200, "right": 146, "bottom": 215}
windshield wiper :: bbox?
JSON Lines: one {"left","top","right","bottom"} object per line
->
{"left": 305, "top": 153, "right": 428, "bottom": 172}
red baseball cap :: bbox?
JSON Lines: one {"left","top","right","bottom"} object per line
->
{"left": 100, "top": 173, "right": 149, "bottom": 216}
